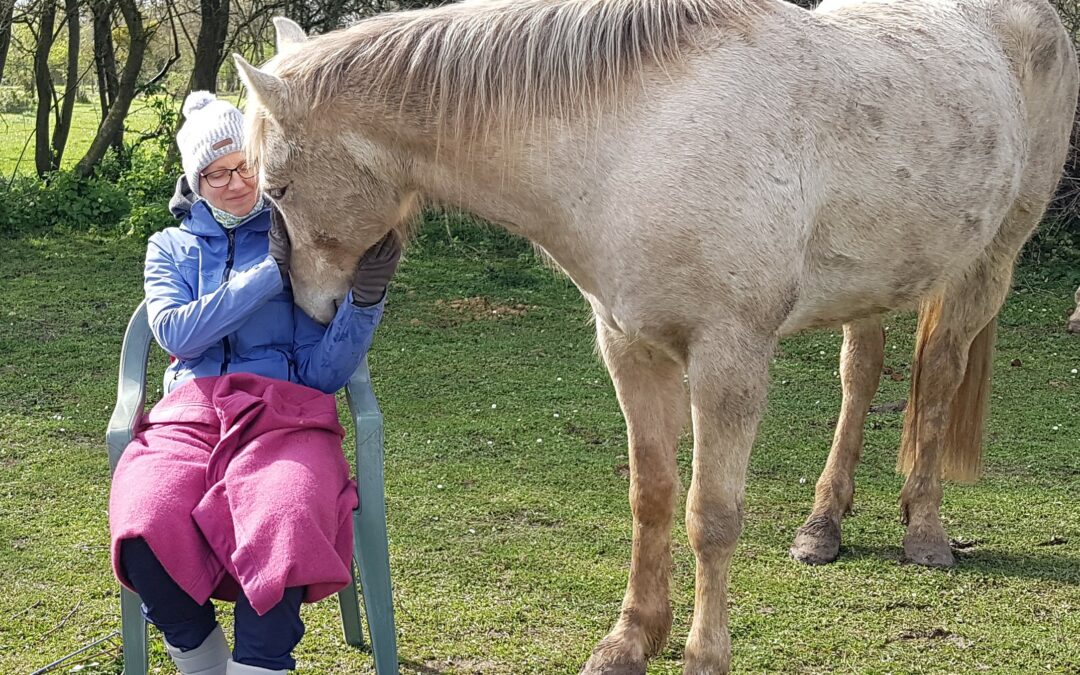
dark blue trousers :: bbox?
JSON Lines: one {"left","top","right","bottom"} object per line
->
{"left": 120, "top": 537, "right": 304, "bottom": 671}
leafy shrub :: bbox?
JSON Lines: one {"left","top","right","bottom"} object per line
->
{"left": 0, "top": 87, "right": 32, "bottom": 114}
{"left": 122, "top": 203, "right": 175, "bottom": 240}
{"left": 0, "top": 172, "right": 130, "bottom": 234}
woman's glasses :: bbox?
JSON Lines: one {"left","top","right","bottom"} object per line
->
{"left": 201, "top": 162, "right": 256, "bottom": 188}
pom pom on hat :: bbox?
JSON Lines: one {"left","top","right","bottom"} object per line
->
{"left": 176, "top": 91, "right": 246, "bottom": 196}
{"left": 182, "top": 90, "right": 218, "bottom": 117}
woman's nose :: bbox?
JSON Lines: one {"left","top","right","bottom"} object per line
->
{"left": 228, "top": 171, "right": 249, "bottom": 190}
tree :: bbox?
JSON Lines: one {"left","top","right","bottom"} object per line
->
{"left": 0, "top": 0, "right": 15, "bottom": 84}
{"left": 190, "top": 0, "right": 229, "bottom": 92}
{"left": 50, "top": 0, "right": 80, "bottom": 168}
{"left": 91, "top": 0, "right": 120, "bottom": 144}
{"left": 32, "top": 0, "right": 57, "bottom": 176}
{"left": 75, "top": 0, "right": 149, "bottom": 176}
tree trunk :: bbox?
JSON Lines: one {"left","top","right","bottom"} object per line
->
{"left": 75, "top": 0, "right": 147, "bottom": 177}
{"left": 50, "top": 0, "right": 80, "bottom": 169}
{"left": 190, "top": 0, "right": 230, "bottom": 93}
{"left": 0, "top": 0, "right": 15, "bottom": 85}
{"left": 34, "top": 0, "right": 57, "bottom": 178}
{"left": 92, "top": 0, "right": 118, "bottom": 114}
{"left": 91, "top": 0, "right": 124, "bottom": 155}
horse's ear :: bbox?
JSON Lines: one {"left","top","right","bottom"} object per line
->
{"left": 233, "top": 54, "right": 290, "bottom": 119}
{"left": 273, "top": 17, "right": 307, "bottom": 51}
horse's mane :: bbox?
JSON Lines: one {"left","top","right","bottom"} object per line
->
{"left": 266, "top": 0, "right": 765, "bottom": 135}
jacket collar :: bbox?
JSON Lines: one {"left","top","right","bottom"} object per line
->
{"left": 180, "top": 200, "right": 271, "bottom": 238}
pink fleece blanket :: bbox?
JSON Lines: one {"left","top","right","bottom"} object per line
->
{"left": 109, "top": 373, "right": 358, "bottom": 616}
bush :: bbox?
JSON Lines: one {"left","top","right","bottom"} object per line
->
{"left": 0, "top": 87, "right": 33, "bottom": 114}
{"left": 0, "top": 148, "right": 182, "bottom": 237}
{"left": 0, "top": 172, "right": 131, "bottom": 235}
{"left": 122, "top": 203, "right": 175, "bottom": 240}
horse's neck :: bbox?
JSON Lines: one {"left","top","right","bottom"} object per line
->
{"left": 403, "top": 131, "right": 617, "bottom": 298}
{"left": 410, "top": 132, "right": 591, "bottom": 246}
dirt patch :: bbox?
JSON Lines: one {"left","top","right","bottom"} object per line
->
{"left": 894, "top": 628, "right": 972, "bottom": 649}
{"left": 870, "top": 400, "right": 907, "bottom": 414}
{"left": 1036, "top": 536, "right": 1067, "bottom": 546}
{"left": 502, "top": 508, "right": 562, "bottom": 529}
{"left": 949, "top": 538, "right": 982, "bottom": 550}
{"left": 406, "top": 658, "right": 500, "bottom": 674}
{"left": 564, "top": 422, "right": 608, "bottom": 446}
{"left": 434, "top": 297, "right": 534, "bottom": 323}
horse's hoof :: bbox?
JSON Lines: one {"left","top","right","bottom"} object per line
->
{"left": 684, "top": 665, "right": 730, "bottom": 675}
{"left": 1068, "top": 318, "right": 1080, "bottom": 334}
{"left": 683, "top": 655, "right": 730, "bottom": 675}
{"left": 790, "top": 515, "right": 841, "bottom": 565}
{"left": 579, "top": 656, "right": 646, "bottom": 675}
{"left": 902, "top": 535, "right": 955, "bottom": 568}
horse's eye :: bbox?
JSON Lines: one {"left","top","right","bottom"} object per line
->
{"left": 268, "top": 185, "right": 289, "bottom": 200}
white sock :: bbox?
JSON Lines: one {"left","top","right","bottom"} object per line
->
{"left": 226, "top": 659, "right": 289, "bottom": 674}
{"left": 164, "top": 624, "right": 230, "bottom": 675}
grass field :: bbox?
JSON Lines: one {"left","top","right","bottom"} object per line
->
{"left": 1, "top": 215, "right": 1078, "bottom": 674}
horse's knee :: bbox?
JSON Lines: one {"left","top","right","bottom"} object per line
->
{"left": 686, "top": 497, "right": 744, "bottom": 558}
{"left": 630, "top": 467, "right": 678, "bottom": 527}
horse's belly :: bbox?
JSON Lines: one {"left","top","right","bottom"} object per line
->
{"left": 778, "top": 227, "right": 992, "bottom": 335}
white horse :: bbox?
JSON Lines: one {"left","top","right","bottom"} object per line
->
{"left": 1070, "top": 284, "right": 1080, "bottom": 332}
{"left": 233, "top": 0, "right": 1077, "bottom": 671}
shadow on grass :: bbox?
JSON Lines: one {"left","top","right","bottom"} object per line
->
{"left": 834, "top": 543, "right": 1080, "bottom": 584}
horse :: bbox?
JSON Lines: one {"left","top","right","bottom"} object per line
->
{"left": 233, "top": 0, "right": 1077, "bottom": 671}
{"left": 1070, "top": 284, "right": 1080, "bottom": 332}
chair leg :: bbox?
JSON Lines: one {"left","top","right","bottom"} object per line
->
{"left": 354, "top": 502, "right": 398, "bottom": 675}
{"left": 338, "top": 562, "right": 366, "bottom": 649}
{"left": 120, "top": 586, "right": 148, "bottom": 675}
{"left": 349, "top": 405, "right": 398, "bottom": 675}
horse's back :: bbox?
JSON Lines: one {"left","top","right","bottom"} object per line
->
{"left": 765, "top": 0, "right": 1072, "bottom": 333}
{"left": 558, "top": 0, "right": 1075, "bottom": 343}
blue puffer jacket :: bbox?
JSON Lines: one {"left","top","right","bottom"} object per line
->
{"left": 145, "top": 178, "right": 385, "bottom": 395}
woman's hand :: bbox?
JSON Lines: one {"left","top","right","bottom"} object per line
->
{"left": 351, "top": 230, "right": 402, "bottom": 307}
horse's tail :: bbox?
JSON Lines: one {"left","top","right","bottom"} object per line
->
{"left": 991, "top": 0, "right": 1077, "bottom": 122}
{"left": 897, "top": 295, "right": 995, "bottom": 483}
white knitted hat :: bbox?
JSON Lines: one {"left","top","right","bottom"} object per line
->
{"left": 176, "top": 91, "right": 246, "bottom": 196}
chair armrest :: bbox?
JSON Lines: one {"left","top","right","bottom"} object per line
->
{"left": 345, "top": 356, "right": 386, "bottom": 501}
{"left": 106, "top": 300, "right": 153, "bottom": 472}
{"left": 345, "top": 356, "right": 381, "bottom": 420}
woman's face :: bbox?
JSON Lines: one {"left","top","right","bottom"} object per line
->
{"left": 199, "top": 151, "right": 259, "bottom": 216}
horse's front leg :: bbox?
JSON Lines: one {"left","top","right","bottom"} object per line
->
{"left": 683, "top": 329, "right": 773, "bottom": 675}
{"left": 581, "top": 321, "right": 687, "bottom": 675}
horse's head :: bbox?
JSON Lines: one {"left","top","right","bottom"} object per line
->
{"left": 234, "top": 18, "right": 416, "bottom": 324}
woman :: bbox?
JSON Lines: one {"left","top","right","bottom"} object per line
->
{"left": 108, "top": 91, "right": 400, "bottom": 675}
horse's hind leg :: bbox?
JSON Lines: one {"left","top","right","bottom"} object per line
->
{"left": 791, "top": 317, "right": 884, "bottom": 564}
{"left": 1068, "top": 284, "right": 1080, "bottom": 333}
{"left": 581, "top": 320, "right": 687, "bottom": 675}
{"left": 899, "top": 256, "right": 1012, "bottom": 567}
{"left": 683, "top": 328, "right": 774, "bottom": 675}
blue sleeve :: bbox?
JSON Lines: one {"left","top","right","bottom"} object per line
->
{"left": 144, "top": 240, "right": 283, "bottom": 360}
{"left": 292, "top": 289, "right": 386, "bottom": 394}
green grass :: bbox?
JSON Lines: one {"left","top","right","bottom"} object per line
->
{"left": 0, "top": 221, "right": 1078, "bottom": 675}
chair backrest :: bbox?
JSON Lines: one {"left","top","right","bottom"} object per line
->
{"left": 106, "top": 300, "right": 382, "bottom": 473}
{"left": 106, "top": 301, "right": 154, "bottom": 471}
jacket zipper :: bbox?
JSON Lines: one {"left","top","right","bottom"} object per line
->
{"left": 220, "top": 229, "right": 236, "bottom": 376}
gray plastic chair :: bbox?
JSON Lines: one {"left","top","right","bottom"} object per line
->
{"left": 105, "top": 300, "right": 398, "bottom": 675}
